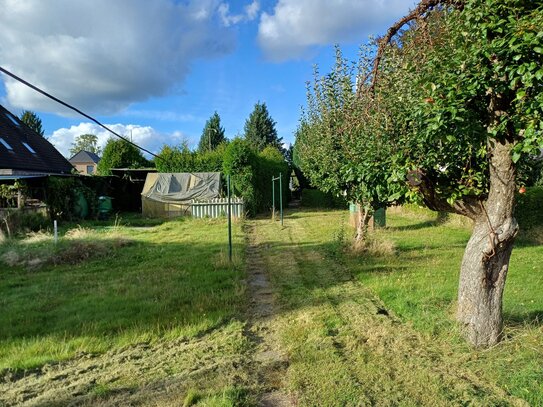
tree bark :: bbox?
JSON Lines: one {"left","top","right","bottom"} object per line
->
{"left": 354, "top": 204, "right": 371, "bottom": 243}
{"left": 456, "top": 139, "right": 518, "bottom": 347}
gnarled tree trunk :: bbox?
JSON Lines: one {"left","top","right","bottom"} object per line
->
{"left": 354, "top": 204, "right": 372, "bottom": 243}
{"left": 456, "top": 139, "right": 518, "bottom": 347}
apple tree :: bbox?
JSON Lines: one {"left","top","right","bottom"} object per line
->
{"left": 370, "top": 0, "right": 543, "bottom": 346}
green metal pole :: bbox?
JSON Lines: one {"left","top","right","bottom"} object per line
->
{"left": 227, "top": 174, "right": 232, "bottom": 262}
{"left": 279, "top": 172, "right": 283, "bottom": 226}
{"left": 272, "top": 176, "right": 275, "bottom": 219}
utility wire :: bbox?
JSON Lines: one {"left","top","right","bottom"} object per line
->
{"left": 0, "top": 66, "right": 161, "bottom": 160}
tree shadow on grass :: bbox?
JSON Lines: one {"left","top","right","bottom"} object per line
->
{"left": 503, "top": 310, "right": 543, "bottom": 327}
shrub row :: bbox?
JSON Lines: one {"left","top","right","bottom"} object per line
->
{"left": 301, "top": 189, "right": 347, "bottom": 209}
{"left": 155, "top": 139, "right": 289, "bottom": 216}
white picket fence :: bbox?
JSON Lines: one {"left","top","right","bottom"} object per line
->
{"left": 190, "top": 197, "right": 244, "bottom": 218}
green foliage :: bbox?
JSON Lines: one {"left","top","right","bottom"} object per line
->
{"left": 301, "top": 189, "right": 347, "bottom": 209}
{"left": 155, "top": 142, "right": 227, "bottom": 173}
{"left": 45, "top": 177, "right": 97, "bottom": 220}
{"left": 222, "top": 140, "right": 288, "bottom": 215}
{"left": 19, "top": 110, "right": 44, "bottom": 137}
{"left": 97, "top": 138, "right": 148, "bottom": 175}
{"left": 297, "top": 47, "right": 405, "bottom": 213}
{"left": 0, "top": 182, "right": 24, "bottom": 208}
{"left": 155, "top": 142, "right": 195, "bottom": 173}
{"left": 222, "top": 138, "right": 258, "bottom": 215}
{"left": 198, "top": 112, "right": 226, "bottom": 153}
{"left": 243, "top": 101, "right": 282, "bottom": 152}
{"left": 515, "top": 187, "right": 543, "bottom": 229}
{"left": 375, "top": 1, "right": 543, "bottom": 205}
{"left": 70, "top": 134, "right": 101, "bottom": 156}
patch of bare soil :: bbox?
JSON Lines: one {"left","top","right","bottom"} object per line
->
{"left": 244, "top": 223, "right": 293, "bottom": 407}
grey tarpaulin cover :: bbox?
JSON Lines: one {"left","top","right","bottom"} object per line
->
{"left": 141, "top": 172, "right": 221, "bottom": 203}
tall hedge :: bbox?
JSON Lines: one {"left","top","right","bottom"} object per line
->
{"left": 156, "top": 143, "right": 226, "bottom": 173}
{"left": 222, "top": 138, "right": 258, "bottom": 216}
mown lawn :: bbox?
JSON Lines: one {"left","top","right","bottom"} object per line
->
{"left": 1, "top": 208, "right": 542, "bottom": 406}
{"left": 0, "top": 216, "right": 252, "bottom": 406}
{"left": 252, "top": 207, "right": 543, "bottom": 406}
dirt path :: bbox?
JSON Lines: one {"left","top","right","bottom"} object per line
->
{"left": 244, "top": 223, "right": 293, "bottom": 407}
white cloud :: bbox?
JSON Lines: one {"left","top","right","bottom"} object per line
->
{"left": 48, "top": 123, "right": 191, "bottom": 158}
{"left": 218, "top": 1, "right": 260, "bottom": 27}
{"left": 258, "top": 0, "right": 414, "bottom": 61}
{"left": 0, "top": 0, "right": 236, "bottom": 115}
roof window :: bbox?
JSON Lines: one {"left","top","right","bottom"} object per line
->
{"left": 0, "top": 137, "right": 13, "bottom": 150}
{"left": 5, "top": 112, "right": 20, "bottom": 127}
{"left": 22, "top": 141, "right": 36, "bottom": 154}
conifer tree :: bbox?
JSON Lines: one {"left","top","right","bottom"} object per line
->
{"left": 20, "top": 110, "right": 45, "bottom": 137}
{"left": 198, "top": 112, "right": 226, "bottom": 153}
{"left": 243, "top": 102, "right": 282, "bottom": 151}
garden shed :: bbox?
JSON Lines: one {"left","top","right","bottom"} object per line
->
{"left": 141, "top": 172, "right": 221, "bottom": 218}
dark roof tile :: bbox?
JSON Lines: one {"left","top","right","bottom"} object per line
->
{"left": 0, "top": 105, "right": 73, "bottom": 174}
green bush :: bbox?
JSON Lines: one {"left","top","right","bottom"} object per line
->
{"left": 46, "top": 177, "right": 97, "bottom": 221}
{"left": 516, "top": 186, "right": 543, "bottom": 229}
{"left": 301, "top": 189, "right": 347, "bottom": 209}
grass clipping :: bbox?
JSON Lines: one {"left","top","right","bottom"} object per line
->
{"left": 1, "top": 227, "right": 132, "bottom": 270}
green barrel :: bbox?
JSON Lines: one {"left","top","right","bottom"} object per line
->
{"left": 98, "top": 196, "right": 113, "bottom": 219}
{"left": 374, "top": 207, "right": 386, "bottom": 228}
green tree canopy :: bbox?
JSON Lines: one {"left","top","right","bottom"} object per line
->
{"left": 97, "top": 138, "right": 148, "bottom": 175}
{"left": 70, "top": 134, "right": 102, "bottom": 156}
{"left": 296, "top": 47, "right": 405, "bottom": 241}
{"left": 243, "top": 102, "right": 282, "bottom": 152}
{"left": 198, "top": 112, "right": 226, "bottom": 153}
{"left": 20, "top": 110, "right": 44, "bottom": 137}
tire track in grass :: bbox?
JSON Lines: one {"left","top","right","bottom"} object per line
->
{"left": 243, "top": 223, "right": 293, "bottom": 407}
{"left": 254, "top": 210, "right": 528, "bottom": 406}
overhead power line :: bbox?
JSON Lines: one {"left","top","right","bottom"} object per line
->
{"left": 0, "top": 66, "right": 161, "bottom": 160}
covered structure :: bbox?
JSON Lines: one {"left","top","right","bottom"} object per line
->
{"left": 141, "top": 172, "right": 221, "bottom": 218}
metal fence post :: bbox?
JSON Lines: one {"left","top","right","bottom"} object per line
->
{"left": 279, "top": 172, "right": 283, "bottom": 226}
{"left": 272, "top": 175, "right": 275, "bottom": 219}
{"left": 227, "top": 175, "right": 232, "bottom": 262}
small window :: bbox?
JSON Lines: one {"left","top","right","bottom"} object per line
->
{"left": 87, "top": 165, "right": 94, "bottom": 174}
{"left": 22, "top": 141, "right": 36, "bottom": 154}
{"left": 0, "top": 138, "right": 13, "bottom": 150}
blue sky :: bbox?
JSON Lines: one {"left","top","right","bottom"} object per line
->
{"left": 0, "top": 0, "right": 414, "bottom": 157}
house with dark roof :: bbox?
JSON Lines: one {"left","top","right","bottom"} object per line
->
{"left": 69, "top": 150, "right": 100, "bottom": 175}
{"left": 0, "top": 104, "right": 73, "bottom": 177}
